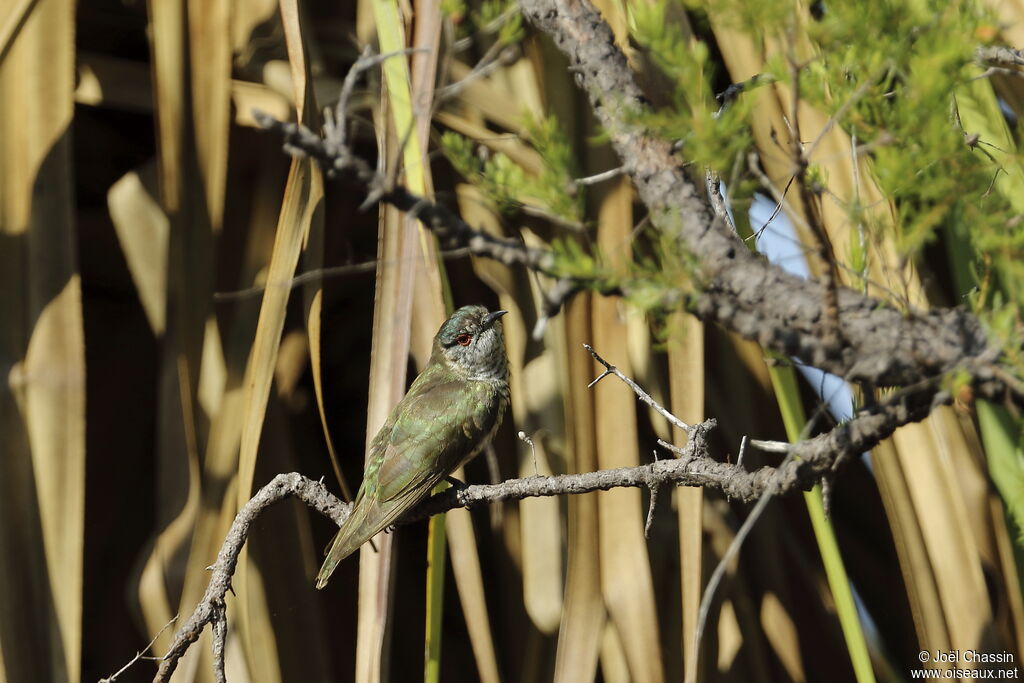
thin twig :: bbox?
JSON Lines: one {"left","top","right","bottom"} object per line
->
{"left": 518, "top": 430, "right": 538, "bottom": 475}
{"left": 691, "top": 456, "right": 791, "bottom": 670}
{"left": 330, "top": 46, "right": 427, "bottom": 152}
{"left": 705, "top": 170, "right": 735, "bottom": 232}
{"left": 573, "top": 166, "right": 624, "bottom": 187}
{"left": 212, "top": 247, "right": 472, "bottom": 302}
{"left": 99, "top": 615, "right": 178, "bottom": 682}
{"left": 584, "top": 343, "right": 693, "bottom": 433}
{"left": 152, "top": 473, "right": 349, "bottom": 682}
{"left": 435, "top": 42, "right": 517, "bottom": 105}
{"left": 748, "top": 439, "right": 791, "bottom": 454}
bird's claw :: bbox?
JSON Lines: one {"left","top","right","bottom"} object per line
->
{"left": 445, "top": 475, "right": 468, "bottom": 491}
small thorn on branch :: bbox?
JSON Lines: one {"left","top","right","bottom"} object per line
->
{"left": 657, "top": 438, "right": 687, "bottom": 457}
{"left": 736, "top": 435, "right": 749, "bottom": 469}
{"left": 587, "top": 369, "right": 612, "bottom": 389}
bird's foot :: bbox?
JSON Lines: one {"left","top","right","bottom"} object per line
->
{"left": 444, "top": 475, "right": 468, "bottom": 491}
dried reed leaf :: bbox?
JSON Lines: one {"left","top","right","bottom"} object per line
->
{"left": 231, "top": 3, "right": 322, "bottom": 678}
{"left": 231, "top": 0, "right": 278, "bottom": 55}
{"left": 288, "top": 0, "right": 354, "bottom": 509}
{"left": 108, "top": 163, "right": 169, "bottom": 335}
{"left": 407, "top": 5, "right": 504, "bottom": 682}
{"left": 0, "top": 5, "right": 83, "bottom": 681}
{"left": 667, "top": 313, "right": 705, "bottom": 681}
{"left": 136, "top": 0, "right": 213, "bottom": 673}
{"left": 592, "top": 178, "right": 664, "bottom": 683}
{"left": 445, "top": 60, "right": 530, "bottom": 132}
{"left": 434, "top": 111, "right": 545, "bottom": 173}
{"left": 891, "top": 423, "right": 992, "bottom": 652}
{"left": 0, "top": 0, "right": 39, "bottom": 62}
{"left": 870, "top": 438, "right": 951, "bottom": 647}
{"left": 554, "top": 295, "right": 606, "bottom": 683}
{"left": 170, "top": 146, "right": 286, "bottom": 683}
{"left": 231, "top": 150, "right": 318, "bottom": 682}
{"left": 188, "top": 0, "right": 231, "bottom": 231}
{"left": 75, "top": 51, "right": 294, "bottom": 128}
{"left": 702, "top": 501, "right": 776, "bottom": 683}
{"left": 357, "top": 194, "right": 411, "bottom": 682}
{"left": 75, "top": 53, "right": 154, "bottom": 112}
{"left": 352, "top": 2, "right": 427, "bottom": 680}
{"left": 599, "top": 622, "right": 632, "bottom": 683}
{"left": 760, "top": 592, "right": 806, "bottom": 682}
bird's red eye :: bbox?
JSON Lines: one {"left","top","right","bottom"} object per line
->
{"left": 455, "top": 333, "right": 472, "bottom": 346}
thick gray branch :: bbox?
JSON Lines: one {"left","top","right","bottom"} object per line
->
{"left": 516, "top": 0, "right": 1004, "bottom": 390}
{"left": 977, "top": 45, "right": 1024, "bottom": 67}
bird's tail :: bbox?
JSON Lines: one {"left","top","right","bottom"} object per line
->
{"left": 315, "top": 498, "right": 388, "bottom": 589}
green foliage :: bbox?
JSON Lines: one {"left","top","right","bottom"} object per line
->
{"left": 848, "top": 223, "right": 866, "bottom": 277}
{"left": 977, "top": 401, "right": 1024, "bottom": 543}
{"left": 440, "top": 114, "right": 582, "bottom": 223}
{"left": 477, "top": 0, "right": 511, "bottom": 26}
{"left": 628, "top": 0, "right": 753, "bottom": 174}
{"left": 792, "top": 0, "right": 1024, "bottom": 392}
{"left": 681, "top": 0, "right": 791, "bottom": 39}
{"left": 440, "top": 0, "right": 465, "bottom": 20}
{"left": 803, "top": 1, "right": 1019, "bottom": 268}
{"left": 523, "top": 114, "right": 583, "bottom": 222}
{"left": 443, "top": 0, "right": 523, "bottom": 45}
{"left": 497, "top": 11, "right": 523, "bottom": 45}
{"left": 550, "top": 238, "right": 606, "bottom": 282}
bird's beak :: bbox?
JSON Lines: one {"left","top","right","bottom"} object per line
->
{"left": 484, "top": 310, "right": 508, "bottom": 328}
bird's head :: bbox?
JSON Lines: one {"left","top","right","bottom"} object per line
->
{"left": 433, "top": 305, "right": 508, "bottom": 381}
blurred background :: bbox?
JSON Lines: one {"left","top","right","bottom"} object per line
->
{"left": 2, "top": 0, "right": 1023, "bottom": 681}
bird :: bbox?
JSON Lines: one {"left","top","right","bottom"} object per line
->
{"left": 315, "top": 305, "right": 510, "bottom": 589}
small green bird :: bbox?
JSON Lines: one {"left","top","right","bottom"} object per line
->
{"left": 316, "top": 305, "right": 509, "bottom": 589}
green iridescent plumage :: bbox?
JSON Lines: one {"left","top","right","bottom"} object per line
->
{"left": 315, "top": 305, "right": 509, "bottom": 589}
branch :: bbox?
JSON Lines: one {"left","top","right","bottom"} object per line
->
{"left": 143, "top": 332, "right": 963, "bottom": 681}
{"left": 977, "top": 45, "right": 1024, "bottom": 68}
{"left": 144, "top": 426, "right": 783, "bottom": 681}
{"left": 254, "top": 111, "right": 557, "bottom": 274}
{"left": 148, "top": 426, "right": 831, "bottom": 680}
{"left": 585, "top": 343, "right": 694, "bottom": 433}
{"left": 152, "top": 474, "right": 348, "bottom": 682}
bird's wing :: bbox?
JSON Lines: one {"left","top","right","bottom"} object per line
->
{"left": 315, "top": 373, "right": 500, "bottom": 588}
{"left": 374, "top": 374, "right": 499, "bottom": 504}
